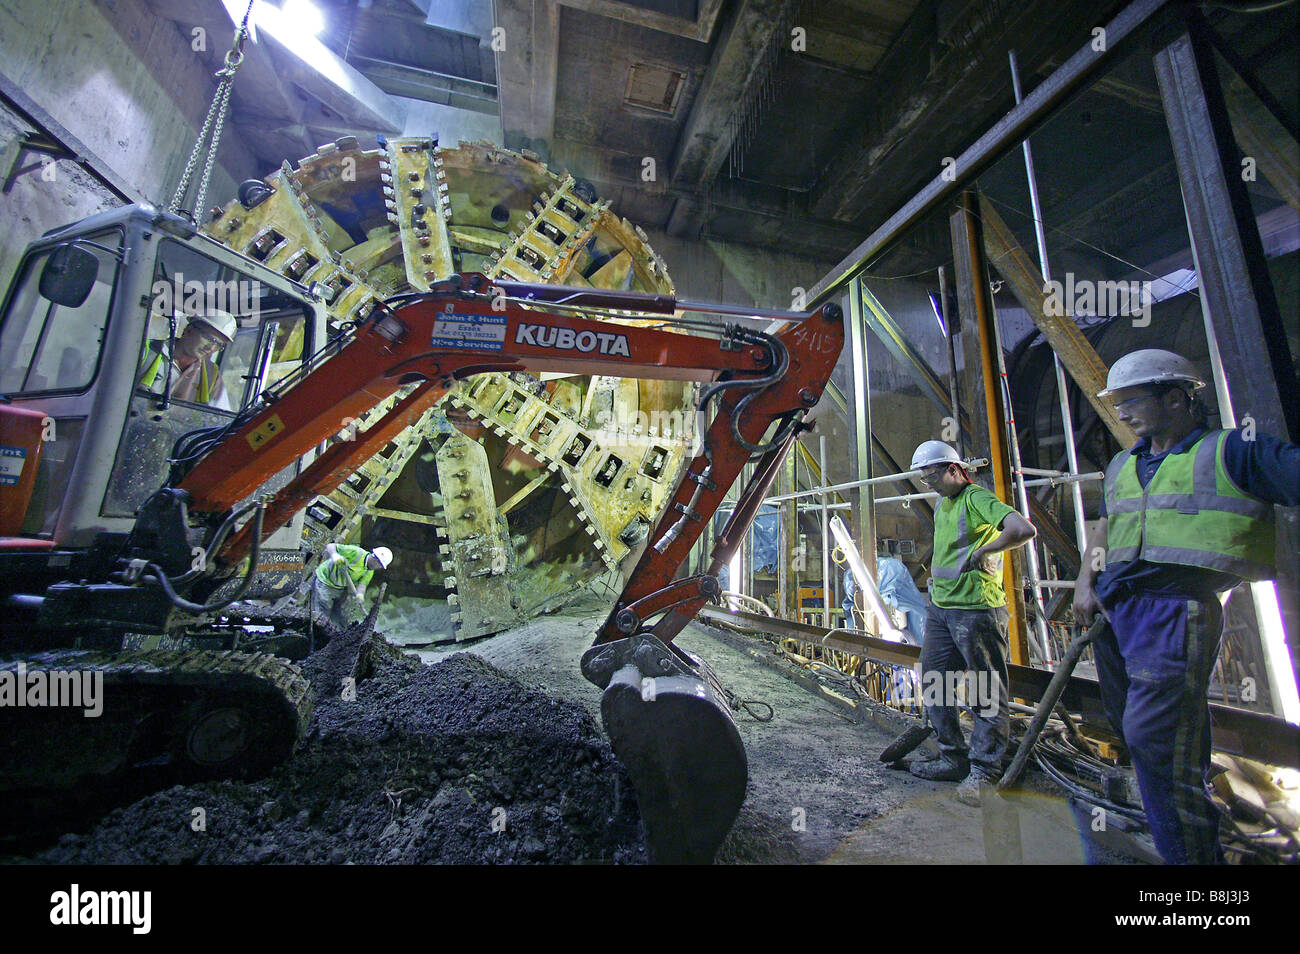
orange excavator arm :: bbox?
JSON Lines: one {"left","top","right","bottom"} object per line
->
{"left": 180, "top": 274, "right": 844, "bottom": 647}
{"left": 170, "top": 273, "right": 843, "bottom": 862}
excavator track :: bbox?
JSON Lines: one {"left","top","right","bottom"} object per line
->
{"left": 0, "top": 648, "right": 312, "bottom": 833}
{"left": 214, "top": 600, "right": 346, "bottom": 657}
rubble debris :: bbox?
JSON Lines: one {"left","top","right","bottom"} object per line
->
{"left": 19, "top": 623, "right": 646, "bottom": 864}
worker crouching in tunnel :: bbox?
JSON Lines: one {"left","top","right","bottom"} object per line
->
{"left": 313, "top": 542, "right": 393, "bottom": 629}
{"left": 1073, "top": 349, "right": 1300, "bottom": 864}
{"left": 910, "top": 440, "right": 1037, "bottom": 807}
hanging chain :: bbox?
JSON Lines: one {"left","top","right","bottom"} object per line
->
{"left": 168, "top": 0, "right": 255, "bottom": 220}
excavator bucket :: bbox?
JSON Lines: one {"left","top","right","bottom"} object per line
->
{"left": 582, "top": 633, "right": 746, "bottom": 863}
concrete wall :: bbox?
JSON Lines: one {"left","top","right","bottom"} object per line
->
{"left": 0, "top": 0, "right": 260, "bottom": 291}
{"left": 399, "top": 97, "right": 502, "bottom": 146}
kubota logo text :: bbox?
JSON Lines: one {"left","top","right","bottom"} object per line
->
{"left": 515, "top": 323, "right": 630, "bottom": 357}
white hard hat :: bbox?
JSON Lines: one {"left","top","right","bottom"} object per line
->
{"left": 911, "top": 440, "right": 964, "bottom": 471}
{"left": 1098, "top": 349, "right": 1206, "bottom": 398}
{"left": 188, "top": 309, "right": 237, "bottom": 344}
{"left": 370, "top": 546, "right": 393, "bottom": 569}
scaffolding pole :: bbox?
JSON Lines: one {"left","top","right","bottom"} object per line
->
{"left": 1010, "top": 50, "right": 1089, "bottom": 555}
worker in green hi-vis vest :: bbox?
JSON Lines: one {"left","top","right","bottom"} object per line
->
{"left": 1074, "top": 349, "right": 1300, "bottom": 865}
{"left": 313, "top": 542, "right": 393, "bottom": 629}
{"left": 908, "top": 440, "right": 1036, "bottom": 807}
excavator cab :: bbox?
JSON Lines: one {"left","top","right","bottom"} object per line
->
{"left": 0, "top": 205, "right": 324, "bottom": 591}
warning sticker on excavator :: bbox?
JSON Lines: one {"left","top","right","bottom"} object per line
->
{"left": 246, "top": 414, "right": 286, "bottom": 451}
{"left": 431, "top": 310, "right": 507, "bottom": 351}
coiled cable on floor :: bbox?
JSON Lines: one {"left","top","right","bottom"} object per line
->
{"left": 723, "top": 687, "right": 774, "bottom": 722}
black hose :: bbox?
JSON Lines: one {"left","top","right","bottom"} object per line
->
{"left": 168, "top": 497, "right": 261, "bottom": 585}
{"left": 998, "top": 617, "right": 1104, "bottom": 790}
{"left": 146, "top": 505, "right": 264, "bottom": 614}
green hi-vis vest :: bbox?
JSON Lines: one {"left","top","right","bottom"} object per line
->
{"left": 1104, "top": 429, "right": 1275, "bottom": 580}
{"left": 932, "top": 489, "right": 978, "bottom": 581}
{"left": 930, "top": 484, "right": 1013, "bottom": 609}
{"left": 139, "top": 349, "right": 217, "bottom": 403}
{"left": 316, "top": 545, "right": 374, "bottom": 591}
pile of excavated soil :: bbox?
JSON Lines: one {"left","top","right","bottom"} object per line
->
{"left": 27, "top": 624, "right": 646, "bottom": 864}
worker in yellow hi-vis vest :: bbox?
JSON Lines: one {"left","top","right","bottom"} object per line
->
{"left": 313, "top": 542, "right": 393, "bottom": 629}
{"left": 138, "top": 310, "right": 236, "bottom": 411}
{"left": 1074, "top": 349, "right": 1300, "bottom": 865}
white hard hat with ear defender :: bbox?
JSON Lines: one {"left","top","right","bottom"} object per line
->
{"left": 189, "top": 309, "right": 238, "bottom": 344}
{"left": 370, "top": 546, "right": 393, "bottom": 569}
{"left": 910, "top": 440, "right": 964, "bottom": 471}
{"left": 1098, "top": 349, "right": 1206, "bottom": 398}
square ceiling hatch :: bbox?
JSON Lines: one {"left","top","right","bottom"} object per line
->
{"left": 624, "top": 63, "right": 685, "bottom": 115}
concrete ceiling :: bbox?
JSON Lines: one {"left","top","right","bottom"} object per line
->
{"left": 138, "top": 0, "right": 1299, "bottom": 279}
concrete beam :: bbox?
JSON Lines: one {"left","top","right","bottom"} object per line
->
{"left": 494, "top": 0, "right": 560, "bottom": 160}
{"left": 147, "top": 0, "right": 405, "bottom": 146}
{"left": 558, "top": 0, "right": 726, "bottom": 42}
{"left": 145, "top": 0, "right": 301, "bottom": 124}
{"left": 808, "top": 0, "right": 1104, "bottom": 224}
{"left": 255, "top": 32, "right": 406, "bottom": 136}
{"left": 669, "top": 0, "right": 792, "bottom": 201}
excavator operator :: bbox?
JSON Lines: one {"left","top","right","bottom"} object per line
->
{"left": 138, "top": 309, "right": 237, "bottom": 411}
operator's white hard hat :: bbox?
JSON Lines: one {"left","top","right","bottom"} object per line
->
{"left": 1098, "top": 349, "right": 1206, "bottom": 398}
{"left": 911, "top": 440, "right": 965, "bottom": 471}
{"left": 370, "top": 546, "right": 393, "bottom": 569}
{"left": 188, "top": 309, "right": 238, "bottom": 344}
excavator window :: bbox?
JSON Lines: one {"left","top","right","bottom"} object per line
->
{"left": 143, "top": 239, "right": 312, "bottom": 413}
{"left": 100, "top": 240, "right": 316, "bottom": 519}
{"left": 0, "top": 229, "right": 123, "bottom": 396}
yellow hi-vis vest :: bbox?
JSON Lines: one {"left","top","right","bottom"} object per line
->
{"left": 139, "top": 349, "right": 216, "bottom": 403}
{"left": 1104, "top": 429, "right": 1275, "bottom": 580}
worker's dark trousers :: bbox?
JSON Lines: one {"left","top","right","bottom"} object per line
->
{"left": 1092, "top": 592, "right": 1224, "bottom": 865}
{"left": 920, "top": 603, "right": 1011, "bottom": 780}
{"left": 312, "top": 577, "right": 352, "bottom": 630}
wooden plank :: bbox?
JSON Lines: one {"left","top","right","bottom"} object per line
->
{"left": 498, "top": 471, "right": 550, "bottom": 517}
{"left": 978, "top": 194, "right": 1137, "bottom": 447}
{"left": 366, "top": 507, "right": 441, "bottom": 525}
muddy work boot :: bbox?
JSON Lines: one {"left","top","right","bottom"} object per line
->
{"left": 909, "top": 754, "right": 969, "bottom": 782}
{"left": 955, "top": 774, "right": 987, "bottom": 807}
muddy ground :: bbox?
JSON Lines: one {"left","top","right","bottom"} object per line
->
{"left": 11, "top": 592, "right": 1101, "bottom": 864}
{"left": 20, "top": 617, "right": 646, "bottom": 865}
{"left": 409, "top": 593, "right": 996, "bottom": 864}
